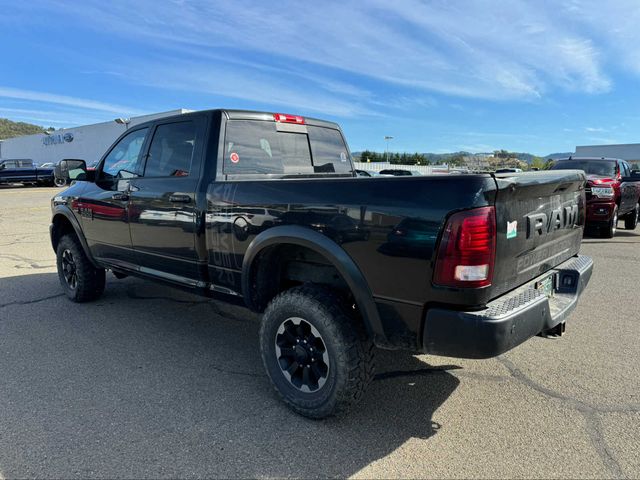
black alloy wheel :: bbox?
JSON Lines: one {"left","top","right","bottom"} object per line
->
{"left": 56, "top": 234, "right": 106, "bottom": 302}
{"left": 259, "top": 285, "right": 375, "bottom": 418}
{"left": 61, "top": 248, "right": 78, "bottom": 290}
{"left": 275, "top": 317, "right": 330, "bottom": 393}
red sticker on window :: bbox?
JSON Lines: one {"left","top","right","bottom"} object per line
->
{"left": 230, "top": 152, "right": 240, "bottom": 163}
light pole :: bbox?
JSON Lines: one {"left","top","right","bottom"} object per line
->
{"left": 384, "top": 135, "right": 394, "bottom": 163}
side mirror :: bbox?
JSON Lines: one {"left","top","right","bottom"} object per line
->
{"left": 56, "top": 159, "right": 93, "bottom": 184}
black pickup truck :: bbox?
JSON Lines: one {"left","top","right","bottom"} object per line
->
{"left": 0, "top": 159, "right": 55, "bottom": 186}
{"left": 50, "top": 110, "right": 593, "bottom": 418}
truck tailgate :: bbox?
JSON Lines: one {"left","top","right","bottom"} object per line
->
{"left": 490, "top": 170, "right": 586, "bottom": 300}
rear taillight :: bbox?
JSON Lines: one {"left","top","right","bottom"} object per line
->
{"left": 273, "top": 113, "right": 305, "bottom": 124}
{"left": 433, "top": 206, "right": 496, "bottom": 288}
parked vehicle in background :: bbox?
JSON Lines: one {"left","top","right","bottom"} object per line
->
{"left": 40, "top": 162, "right": 57, "bottom": 168}
{"left": 378, "top": 169, "right": 422, "bottom": 176}
{"left": 50, "top": 109, "right": 592, "bottom": 418}
{"left": 0, "top": 159, "right": 55, "bottom": 186}
{"left": 550, "top": 157, "right": 640, "bottom": 237}
{"left": 495, "top": 168, "right": 523, "bottom": 173}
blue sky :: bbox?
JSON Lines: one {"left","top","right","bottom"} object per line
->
{"left": 1, "top": 0, "right": 640, "bottom": 155}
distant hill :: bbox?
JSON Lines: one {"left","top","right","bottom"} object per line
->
{"left": 0, "top": 118, "right": 53, "bottom": 140}
{"left": 544, "top": 152, "right": 573, "bottom": 160}
{"left": 421, "top": 151, "right": 470, "bottom": 163}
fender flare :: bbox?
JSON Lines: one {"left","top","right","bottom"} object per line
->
{"left": 241, "top": 225, "right": 384, "bottom": 341}
{"left": 50, "top": 205, "right": 99, "bottom": 268}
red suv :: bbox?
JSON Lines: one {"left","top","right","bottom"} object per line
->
{"left": 550, "top": 157, "right": 640, "bottom": 238}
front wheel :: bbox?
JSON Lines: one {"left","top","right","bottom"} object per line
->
{"left": 624, "top": 203, "right": 639, "bottom": 230}
{"left": 56, "top": 234, "right": 106, "bottom": 302}
{"left": 259, "top": 285, "right": 375, "bottom": 418}
{"left": 54, "top": 177, "right": 67, "bottom": 187}
{"left": 602, "top": 205, "right": 618, "bottom": 238}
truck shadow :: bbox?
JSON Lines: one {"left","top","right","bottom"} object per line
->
{"left": 0, "top": 273, "right": 460, "bottom": 479}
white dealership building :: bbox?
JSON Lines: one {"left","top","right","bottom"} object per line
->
{"left": 575, "top": 143, "right": 640, "bottom": 167}
{"left": 0, "top": 109, "right": 191, "bottom": 166}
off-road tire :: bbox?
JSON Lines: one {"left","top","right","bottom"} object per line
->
{"left": 602, "top": 205, "right": 618, "bottom": 238}
{"left": 259, "top": 285, "right": 375, "bottom": 419}
{"left": 624, "top": 203, "right": 639, "bottom": 230}
{"left": 56, "top": 234, "right": 106, "bottom": 302}
{"left": 54, "top": 177, "right": 67, "bottom": 187}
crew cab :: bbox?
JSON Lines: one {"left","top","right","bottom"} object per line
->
{"left": 550, "top": 157, "right": 640, "bottom": 237}
{"left": 50, "top": 109, "right": 593, "bottom": 418}
{"left": 0, "top": 159, "right": 55, "bottom": 186}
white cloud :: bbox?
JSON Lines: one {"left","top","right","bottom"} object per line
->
{"left": 6, "top": 0, "right": 640, "bottom": 129}
{"left": 41, "top": 0, "right": 620, "bottom": 102}
{"left": 0, "top": 86, "right": 138, "bottom": 115}
{"left": 565, "top": 0, "right": 640, "bottom": 75}
{"left": 126, "top": 59, "right": 377, "bottom": 118}
{"left": 0, "top": 107, "right": 105, "bottom": 127}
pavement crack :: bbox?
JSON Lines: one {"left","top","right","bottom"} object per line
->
{"left": 0, "top": 253, "right": 52, "bottom": 269}
{"left": 0, "top": 293, "right": 65, "bottom": 309}
{"left": 497, "top": 356, "right": 628, "bottom": 478}
{"left": 209, "top": 363, "right": 263, "bottom": 378}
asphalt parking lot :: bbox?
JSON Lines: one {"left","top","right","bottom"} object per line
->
{"left": 0, "top": 185, "right": 638, "bottom": 479}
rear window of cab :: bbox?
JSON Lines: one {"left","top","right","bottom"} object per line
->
{"left": 223, "top": 120, "right": 352, "bottom": 176}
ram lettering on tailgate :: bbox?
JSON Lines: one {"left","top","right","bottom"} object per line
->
{"left": 526, "top": 204, "right": 579, "bottom": 239}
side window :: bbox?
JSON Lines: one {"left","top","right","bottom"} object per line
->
{"left": 620, "top": 162, "right": 629, "bottom": 177}
{"left": 102, "top": 128, "right": 148, "bottom": 179}
{"left": 3, "top": 161, "right": 17, "bottom": 169}
{"left": 144, "top": 122, "right": 196, "bottom": 177}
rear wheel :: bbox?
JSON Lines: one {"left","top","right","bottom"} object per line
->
{"left": 259, "top": 285, "right": 375, "bottom": 418}
{"left": 56, "top": 234, "right": 106, "bottom": 302}
{"left": 602, "top": 205, "right": 618, "bottom": 238}
{"left": 624, "top": 203, "right": 639, "bottom": 230}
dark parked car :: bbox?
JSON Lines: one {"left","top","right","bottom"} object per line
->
{"left": 50, "top": 109, "right": 592, "bottom": 418}
{"left": 0, "top": 159, "right": 55, "bottom": 186}
{"left": 378, "top": 169, "right": 421, "bottom": 176}
{"left": 550, "top": 157, "right": 640, "bottom": 237}
{"left": 355, "top": 169, "right": 374, "bottom": 177}
{"left": 494, "top": 168, "right": 523, "bottom": 173}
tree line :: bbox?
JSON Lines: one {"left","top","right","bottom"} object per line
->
{"left": 357, "top": 150, "right": 431, "bottom": 165}
{"left": 356, "top": 148, "right": 556, "bottom": 170}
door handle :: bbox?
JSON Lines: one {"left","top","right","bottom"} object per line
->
{"left": 169, "top": 194, "right": 191, "bottom": 203}
{"left": 111, "top": 192, "right": 129, "bottom": 201}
